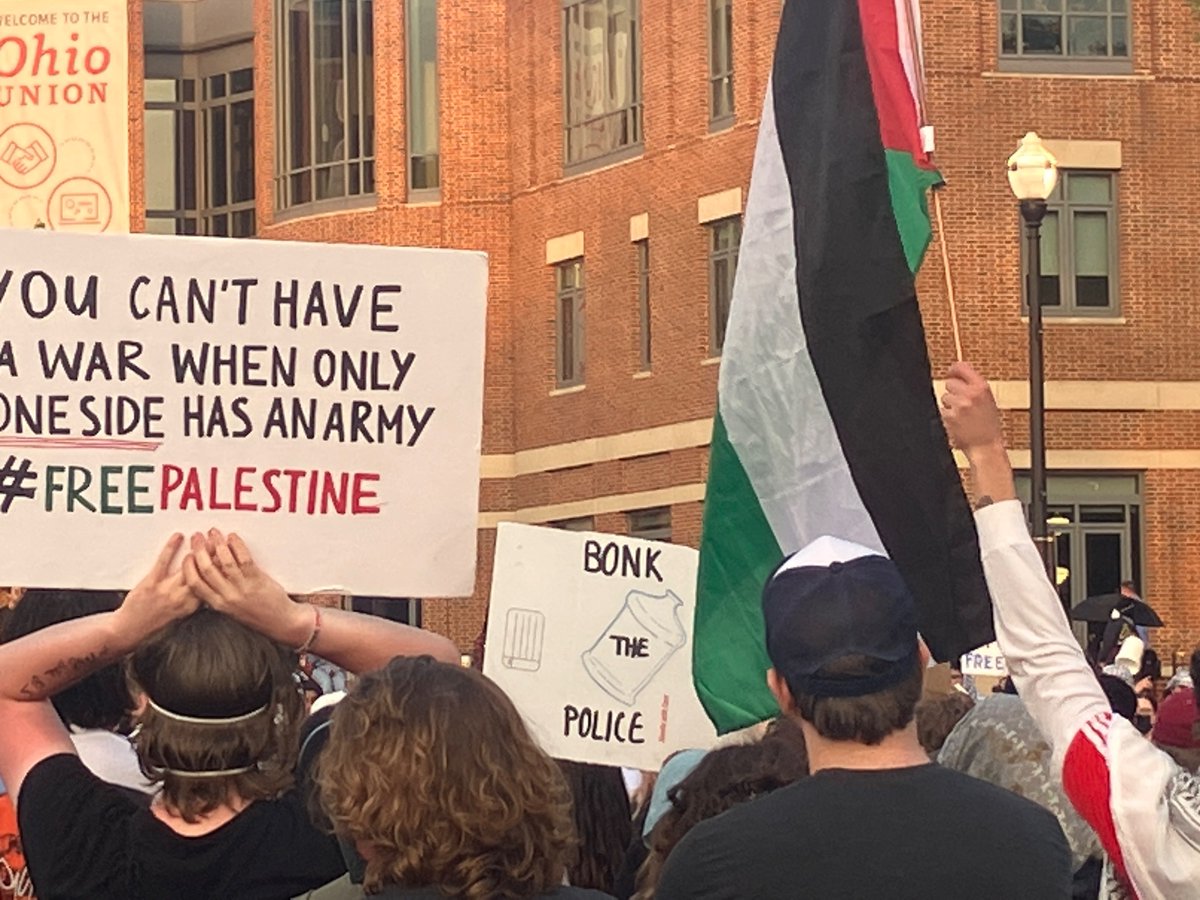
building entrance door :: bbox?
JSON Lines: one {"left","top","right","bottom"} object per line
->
{"left": 1018, "top": 474, "right": 1142, "bottom": 647}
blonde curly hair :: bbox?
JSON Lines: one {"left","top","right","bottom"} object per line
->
{"left": 316, "top": 656, "right": 577, "bottom": 897}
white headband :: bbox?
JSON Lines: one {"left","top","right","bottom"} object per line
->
{"left": 146, "top": 697, "right": 269, "bottom": 726}
{"left": 163, "top": 764, "right": 259, "bottom": 779}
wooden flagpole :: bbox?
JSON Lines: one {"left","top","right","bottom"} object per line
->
{"left": 932, "top": 190, "right": 963, "bottom": 362}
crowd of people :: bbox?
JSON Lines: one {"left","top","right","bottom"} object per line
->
{"left": 1, "top": 363, "right": 1198, "bottom": 899}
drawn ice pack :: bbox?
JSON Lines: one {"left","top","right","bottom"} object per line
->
{"left": 581, "top": 589, "right": 687, "bottom": 706}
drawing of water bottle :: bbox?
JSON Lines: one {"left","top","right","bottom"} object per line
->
{"left": 581, "top": 589, "right": 687, "bottom": 706}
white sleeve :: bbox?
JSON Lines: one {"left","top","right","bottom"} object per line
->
{"left": 975, "top": 500, "right": 1110, "bottom": 760}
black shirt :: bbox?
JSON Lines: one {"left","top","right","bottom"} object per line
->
{"left": 656, "top": 763, "right": 1071, "bottom": 900}
{"left": 18, "top": 754, "right": 346, "bottom": 900}
{"left": 374, "top": 888, "right": 613, "bottom": 899}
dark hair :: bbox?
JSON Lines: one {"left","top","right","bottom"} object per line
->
{"left": 1098, "top": 674, "right": 1137, "bottom": 723}
{"left": 1137, "top": 648, "right": 1162, "bottom": 684}
{"left": 915, "top": 691, "right": 975, "bottom": 757}
{"left": 635, "top": 736, "right": 807, "bottom": 899}
{"left": 1190, "top": 648, "right": 1200, "bottom": 713}
{"left": 557, "top": 761, "right": 631, "bottom": 893}
{"left": 127, "top": 609, "right": 304, "bottom": 823}
{"left": 789, "top": 654, "right": 924, "bottom": 745}
{"left": 762, "top": 714, "right": 810, "bottom": 768}
{"left": 2, "top": 589, "right": 131, "bottom": 731}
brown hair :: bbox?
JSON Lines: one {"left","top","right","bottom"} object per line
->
{"left": 635, "top": 728, "right": 808, "bottom": 899}
{"left": 316, "top": 656, "right": 577, "bottom": 897}
{"left": 790, "top": 654, "right": 924, "bottom": 745}
{"left": 127, "top": 609, "right": 303, "bottom": 823}
{"left": 915, "top": 691, "right": 975, "bottom": 757}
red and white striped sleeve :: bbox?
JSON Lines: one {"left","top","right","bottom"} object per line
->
{"left": 977, "top": 500, "right": 1200, "bottom": 899}
{"left": 1060, "top": 712, "right": 1130, "bottom": 885}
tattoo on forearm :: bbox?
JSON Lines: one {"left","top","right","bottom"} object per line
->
{"left": 17, "top": 647, "right": 110, "bottom": 700}
{"left": 975, "top": 495, "right": 995, "bottom": 510}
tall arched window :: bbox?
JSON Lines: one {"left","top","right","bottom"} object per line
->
{"left": 275, "top": 0, "right": 375, "bottom": 211}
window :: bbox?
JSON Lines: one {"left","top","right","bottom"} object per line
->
{"left": 1023, "top": 171, "right": 1118, "bottom": 315}
{"left": 406, "top": 0, "right": 439, "bottom": 194}
{"left": 628, "top": 507, "right": 671, "bottom": 542}
{"left": 551, "top": 516, "right": 595, "bottom": 531}
{"left": 709, "top": 217, "right": 742, "bottom": 352}
{"left": 999, "top": 0, "right": 1129, "bottom": 71}
{"left": 709, "top": 0, "right": 733, "bottom": 124}
{"left": 144, "top": 67, "right": 256, "bottom": 237}
{"left": 275, "top": 0, "right": 376, "bottom": 211}
{"left": 145, "top": 78, "right": 198, "bottom": 235}
{"left": 352, "top": 596, "right": 422, "bottom": 626}
{"left": 203, "top": 70, "right": 256, "bottom": 237}
{"left": 563, "top": 0, "right": 642, "bottom": 168}
{"left": 556, "top": 260, "right": 586, "bottom": 387}
{"left": 636, "top": 239, "right": 651, "bottom": 371}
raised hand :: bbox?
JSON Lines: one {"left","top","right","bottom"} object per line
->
{"left": 941, "top": 361, "right": 1005, "bottom": 459}
{"left": 941, "top": 362, "right": 1016, "bottom": 507}
{"left": 184, "top": 529, "right": 311, "bottom": 648}
{"left": 113, "top": 533, "right": 200, "bottom": 640}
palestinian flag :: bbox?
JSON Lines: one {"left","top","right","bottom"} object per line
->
{"left": 694, "top": 0, "right": 994, "bottom": 733}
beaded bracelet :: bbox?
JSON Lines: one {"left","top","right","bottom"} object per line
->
{"left": 296, "top": 605, "right": 323, "bottom": 655}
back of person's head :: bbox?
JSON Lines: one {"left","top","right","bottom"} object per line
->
{"left": 761, "top": 537, "right": 923, "bottom": 746}
{"left": 996, "top": 675, "right": 1020, "bottom": 695}
{"left": 916, "top": 691, "right": 975, "bottom": 757}
{"left": 557, "top": 761, "right": 632, "bottom": 893}
{"left": 1097, "top": 674, "right": 1137, "bottom": 722}
{"left": 761, "top": 714, "right": 810, "bottom": 770}
{"left": 316, "top": 656, "right": 575, "bottom": 898}
{"left": 788, "top": 654, "right": 925, "bottom": 744}
{"left": 2, "top": 589, "right": 130, "bottom": 731}
{"left": 635, "top": 737, "right": 807, "bottom": 899}
{"left": 1137, "top": 648, "right": 1161, "bottom": 683}
{"left": 127, "top": 608, "right": 302, "bottom": 823}
{"left": 1152, "top": 686, "right": 1200, "bottom": 771}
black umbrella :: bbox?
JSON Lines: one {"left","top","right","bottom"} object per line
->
{"left": 1071, "top": 592, "right": 1163, "bottom": 628}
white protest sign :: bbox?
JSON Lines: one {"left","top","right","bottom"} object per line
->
{"left": 0, "top": 229, "right": 487, "bottom": 595}
{"left": 961, "top": 642, "right": 1007, "bottom": 677}
{"left": 484, "top": 523, "right": 718, "bottom": 770}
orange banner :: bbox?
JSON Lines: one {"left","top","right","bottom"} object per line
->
{"left": 0, "top": 0, "right": 130, "bottom": 232}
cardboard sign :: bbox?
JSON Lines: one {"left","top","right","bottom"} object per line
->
{"left": 0, "top": 229, "right": 488, "bottom": 595}
{"left": 961, "top": 642, "right": 1007, "bottom": 677}
{"left": 484, "top": 523, "right": 717, "bottom": 770}
{"left": 0, "top": 0, "right": 131, "bottom": 231}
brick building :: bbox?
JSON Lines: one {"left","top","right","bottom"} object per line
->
{"left": 132, "top": 0, "right": 1200, "bottom": 660}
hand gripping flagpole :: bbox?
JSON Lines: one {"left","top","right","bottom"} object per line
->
{"left": 902, "top": 0, "right": 964, "bottom": 363}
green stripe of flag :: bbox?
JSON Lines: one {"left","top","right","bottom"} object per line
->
{"left": 885, "top": 149, "right": 943, "bottom": 275}
{"left": 694, "top": 412, "right": 783, "bottom": 729}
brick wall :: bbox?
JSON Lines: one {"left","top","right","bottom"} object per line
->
{"left": 241, "top": 0, "right": 1200, "bottom": 653}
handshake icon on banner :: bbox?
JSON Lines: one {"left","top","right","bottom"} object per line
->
{"left": 1, "top": 139, "right": 50, "bottom": 176}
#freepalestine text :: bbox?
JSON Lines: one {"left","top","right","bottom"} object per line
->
{"left": 0, "top": 268, "right": 440, "bottom": 518}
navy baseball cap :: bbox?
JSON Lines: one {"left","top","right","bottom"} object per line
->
{"left": 762, "top": 536, "right": 919, "bottom": 698}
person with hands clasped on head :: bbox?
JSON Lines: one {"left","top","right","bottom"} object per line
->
{"left": 942, "top": 362, "right": 1200, "bottom": 899}
{"left": 0, "top": 529, "right": 458, "bottom": 900}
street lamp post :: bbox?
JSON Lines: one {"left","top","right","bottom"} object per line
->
{"left": 1008, "top": 132, "right": 1058, "bottom": 579}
